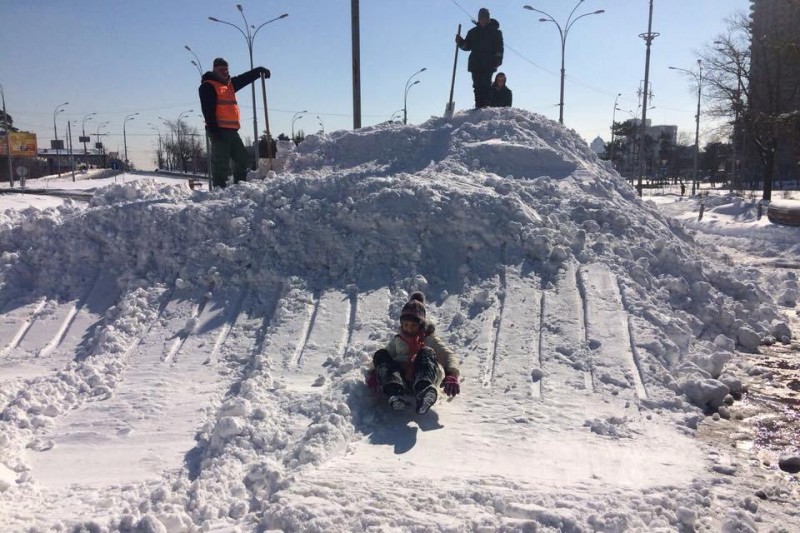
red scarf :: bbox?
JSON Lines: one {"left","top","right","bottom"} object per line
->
{"left": 399, "top": 330, "right": 426, "bottom": 382}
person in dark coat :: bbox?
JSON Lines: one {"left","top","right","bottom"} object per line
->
{"left": 489, "top": 72, "right": 512, "bottom": 107}
{"left": 456, "top": 7, "right": 504, "bottom": 109}
{"left": 199, "top": 58, "right": 269, "bottom": 188}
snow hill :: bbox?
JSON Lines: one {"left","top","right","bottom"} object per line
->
{"left": 0, "top": 108, "right": 797, "bottom": 531}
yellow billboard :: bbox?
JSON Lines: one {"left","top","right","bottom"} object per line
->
{"left": 0, "top": 132, "right": 38, "bottom": 156}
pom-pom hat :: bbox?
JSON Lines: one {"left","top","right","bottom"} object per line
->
{"left": 400, "top": 292, "right": 426, "bottom": 323}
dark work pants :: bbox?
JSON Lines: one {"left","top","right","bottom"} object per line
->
{"left": 209, "top": 129, "right": 250, "bottom": 188}
{"left": 472, "top": 70, "right": 493, "bottom": 108}
{"left": 373, "top": 348, "right": 439, "bottom": 396}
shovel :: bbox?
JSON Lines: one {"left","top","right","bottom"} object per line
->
{"left": 444, "top": 24, "right": 461, "bottom": 119}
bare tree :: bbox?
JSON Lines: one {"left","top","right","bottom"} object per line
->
{"left": 701, "top": 8, "right": 800, "bottom": 199}
{"left": 162, "top": 119, "right": 205, "bottom": 173}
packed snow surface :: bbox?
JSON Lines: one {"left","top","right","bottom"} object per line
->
{"left": 0, "top": 108, "right": 798, "bottom": 531}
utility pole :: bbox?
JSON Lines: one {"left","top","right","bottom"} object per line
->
{"left": 67, "top": 120, "right": 76, "bottom": 182}
{"left": 351, "top": 0, "right": 361, "bottom": 129}
{"left": 636, "top": 0, "right": 658, "bottom": 197}
{"left": 0, "top": 84, "right": 13, "bottom": 187}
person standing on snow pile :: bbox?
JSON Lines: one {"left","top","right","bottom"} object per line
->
{"left": 489, "top": 72, "right": 512, "bottom": 107}
{"left": 199, "top": 57, "right": 270, "bottom": 189}
{"left": 368, "top": 292, "right": 461, "bottom": 414}
{"left": 456, "top": 7, "right": 504, "bottom": 109}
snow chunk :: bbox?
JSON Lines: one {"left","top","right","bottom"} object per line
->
{"left": 769, "top": 320, "right": 792, "bottom": 343}
{"left": 737, "top": 326, "right": 762, "bottom": 352}
{"left": 0, "top": 462, "right": 16, "bottom": 492}
{"left": 681, "top": 378, "right": 730, "bottom": 411}
{"left": 778, "top": 454, "right": 800, "bottom": 473}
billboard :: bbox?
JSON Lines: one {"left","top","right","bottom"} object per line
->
{"left": 0, "top": 132, "right": 38, "bottom": 156}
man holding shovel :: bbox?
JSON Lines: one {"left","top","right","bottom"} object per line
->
{"left": 456, "top": 8, "right": 504, "bottom": 109}
{"left": 199, "top": 57, "right": 270, "bottom": 188}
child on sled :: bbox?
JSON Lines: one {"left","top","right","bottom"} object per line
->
{"left": 367, "top": 292, "right": 461, "bottom": 414}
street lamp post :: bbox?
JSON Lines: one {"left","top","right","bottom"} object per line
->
{"left": 96, "top": 121, "right": 109, "bottom": 168}
{"left": 403, "top": 67, "right": 426, "bottom": 125}
{"left": 148, "top": 123, "right": 163, "bottom": 169}
{"left": 713, "top": 40, "right": 744, "bottom": 192}
{"left": 291, "top": 109, "right": 307, "bottom": 141}
{"left": 209, "top": 7, "right": 288, "bottom": 168}
{"left": 316, "top": 116, "right": 325, "bottom": 134}
{"left": 185, "top": 45, "right": 203, "bottom": 77}
{"left": 0, "top": 83, "right": 13, "bottom": 187}
{"left": 669, "top": 60, "right": 703, "bottom": 195}
{"left": 81, "top": 112, "right": 96, "bottom": 156}
{"left": 53, "top": 102, "right": 68, "bottom": 177}
{"left": 524, "top": 2, "right": 604, "bottom": 125}
{"left": 123, "top": 112, "right": 139, "bottom": 170}
{"left": 177, "top": 109, "right": 194, "bottom": 172}
{"left": 197, "top": 113, "right": 211, "bottom": 185}
{"left": 67, "top": 120, "right": 76, "bottom": 181}
{"left": 609, "top": 92, "right": 622, "bottom": 167}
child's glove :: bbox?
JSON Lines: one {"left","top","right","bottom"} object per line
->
{"left": 365, "top": 370, "right": 378, "bottom": 392}
{"left": 443, "top": 374, "right": 460, "bottom": 397}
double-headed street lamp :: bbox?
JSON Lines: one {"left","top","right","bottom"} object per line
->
{"left": 96, "top": 121, "right": 109, "bottom": 167}
{"left": 669, "top": 59, "right": 703, "bottom": 195}
{"left": 176, "top": 109, "right": 194, "bottom": 172}
{"left": 148, "top": 122, "right": 163, "bottom": 169}
{"left": 524, "top": 2, "right": 604, "bottom": 125}
{"left": 316, "top": 116, "right": 325, "bottom": 134}
{"left": 291, "top": 109, "right": 307, "bottom": 140}
{"left": 123, "top": 112, "right": 139, "bottom": 170}
{"left": 185, "top": 45, "right": 203, "bottom": 78}
{"left": 609, "top": 92, "right": 622, "bottom": 166}
{"left": 53, "top": 102, "right": 68, "bottom": 177}
{"left": 81, "top": 112, "right": 96, "bottom": 155}
{"left": 403, "top": 67, "right": 426, "bottom": 125}
{"left": 209, "top": 6, "right": 288, "bottom": 167}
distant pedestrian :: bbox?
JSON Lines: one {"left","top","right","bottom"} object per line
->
{"left": 489, "top": 72, "right": 512, "bottom": 107}
{"left": 199, "top": 57, "right": 270, "bottom": 188}
{"left": 456, "top": 7, "right": 504, "bottom": 109}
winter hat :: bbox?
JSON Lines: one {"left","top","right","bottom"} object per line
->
{"left": 400, "top": 292, "right": 426, "bottom": 324}
{"left": 213, "top": 57, "right": 228, "bottom": 67}
{"left": 478, "top": 8, "right": 490, "bottom": 20}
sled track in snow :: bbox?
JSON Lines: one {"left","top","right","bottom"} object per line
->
{"left": 293, "top": 291, "right": 321, "bottom": 370}
{"left": 580, "top": 264, "right": 647, "bottom": 400}
{"left": 575, "top": 264, "right": 595, "bottom": 392}
{"left": 161, "top": 284, "right": 214, "bottom": 365}
{"left": 0, "top": 298, "right": 46, "bottom": 358}
{"left": 484, "top": 266, "right": 506, "bottom": 387}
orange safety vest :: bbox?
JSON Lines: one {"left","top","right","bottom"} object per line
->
{"left": 205, "top": 79, "right": 240, "bottom": 130}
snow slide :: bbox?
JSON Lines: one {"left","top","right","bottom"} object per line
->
{"left": 0, "top": 108, "right": 796, "bottom": 531}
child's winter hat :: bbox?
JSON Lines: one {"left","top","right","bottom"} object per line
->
{"left": 400, "top": 292, "right": 426, "bottom": 323}
{"left": 478, "top": 8, "right": 490, "bottom": 20}
{"left": 213, "top": 57, "right": 229, "bottom": 67}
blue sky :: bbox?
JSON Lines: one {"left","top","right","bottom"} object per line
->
{"left": 0, "top": 0, "right": 750, "bottom": 170}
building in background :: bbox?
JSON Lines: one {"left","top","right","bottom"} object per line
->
{"left": 746, "top": 0, "right": 800, "bottom": 187}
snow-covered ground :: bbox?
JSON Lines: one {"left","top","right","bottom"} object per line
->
{"left": 0, "top": 108, "right": 798, "bottom": 532}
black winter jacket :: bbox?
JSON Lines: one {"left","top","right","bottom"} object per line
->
{"left": 199, "top": 68, "right": 264, "bottom": 131}
{"left": 459, "top": 18, "right": 504, "bottom": 73}
{"left": 490, "top": 84, "right": 512, "bottom": 107}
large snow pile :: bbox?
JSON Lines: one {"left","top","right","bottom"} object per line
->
{"left": 0, "top": 108, "right": 796, "bottom": 531}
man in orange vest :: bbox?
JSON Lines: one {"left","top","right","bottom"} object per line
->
{"left": 199, "top": 57, "right": 270, "bottom": 188}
